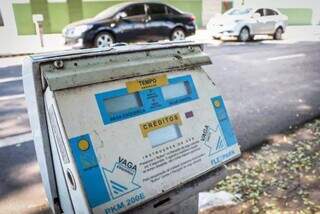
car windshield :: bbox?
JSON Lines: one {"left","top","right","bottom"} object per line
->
{"left": 225, "top": 8, "right": 252, "bottom": 15}
{"left": 94, "top": 3, "right": 127, "bottom": 19}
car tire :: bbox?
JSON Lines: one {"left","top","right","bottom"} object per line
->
{"left": 170, "top": 28, "right": 186, "bottom": 41}
{"left": 94, "top": 32, "right": 114, "bottom": 48}
{"left": 238, "top": 27, "right": 250, "bottom": 42}
{"left": 273, "top": 27, "right": 283, "bottom": 40}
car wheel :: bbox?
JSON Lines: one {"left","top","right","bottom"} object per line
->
{"left": 238, "top": 27, "right": 250, "bottom": 42}
{"left": 170, "top": 28, "right": 186, "bottom": 41}
{"left": 273, "top": 27, "right": 283, "bottom": 40}
{"left": 94, "top": 32, "right": 114, "bottom": 48}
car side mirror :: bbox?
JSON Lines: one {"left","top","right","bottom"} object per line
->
{"left": 252, "top": 13, "right": 261, "bottom": 19}
{"left": 116, "top": 12, "right": 127, "bottom": 20}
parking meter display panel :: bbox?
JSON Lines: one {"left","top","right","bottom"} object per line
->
{"left": 53, "top": 70, "right": 240, "bottom": 214}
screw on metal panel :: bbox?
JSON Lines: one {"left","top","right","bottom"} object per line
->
{"left": 188, "top": 46, "right": 195, "bottom": 52}
{"left": 53, "top": 60, "right": 64, "bottom": 69}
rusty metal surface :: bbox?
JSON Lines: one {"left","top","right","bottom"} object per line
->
{"left": 40, "top": 43, "right": 211, "bottom": 91}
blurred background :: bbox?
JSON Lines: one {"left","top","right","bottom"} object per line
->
{"left": 0, "top": 0, "right": 319, "bottom": 53}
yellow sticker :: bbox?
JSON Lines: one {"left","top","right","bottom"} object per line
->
{"left": 139, "top": 113, "right": 182, "bottom": 137}
{"left": 78, "top": 139, "right": 90, "bottom": 151}
{"left": 126, "top": 74, "right": 168, "bottom": 93}
{"left": 214, "top": 100, "right": 221, "bottom": 108}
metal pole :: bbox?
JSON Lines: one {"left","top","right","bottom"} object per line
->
{"left": 32, "top": 14, "right": 44, "bottom": 48}
{"left": 35, "top": 22, "right": 44, "bottom": 47}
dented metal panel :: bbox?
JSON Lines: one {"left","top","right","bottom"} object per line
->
{"left": 41, "top": 44, "right": 211, "bottom": 91}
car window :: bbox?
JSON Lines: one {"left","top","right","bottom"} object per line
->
{"left": 166, "top": 6, "right": 180, "bottom": 15}
{"left": 148, "top": 3, "right": 166, "bottom": 15}
{"left": 123, "top": 4, "right": 145, "bottom": 17}
{"left": 226, "top": 8, "right": 252, "bottom": 15}
{"left": 265, "top": 9, "right": 278, "bottom": 16}
{"left": 255, "top": 9, "right": 264, "bottom": 16}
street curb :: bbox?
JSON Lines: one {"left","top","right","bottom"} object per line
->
{"left": 0, "top": 53, "right": 34, "bottom": 58}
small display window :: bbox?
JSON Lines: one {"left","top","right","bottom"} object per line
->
{"left": 161, "top": 81, "right": 191, "bottom": 101}
{"left": 148, "top": 124, "right": 182, "bottom": 147}
{"left": 104, "top": 93, "right": 142, "bottom": 114}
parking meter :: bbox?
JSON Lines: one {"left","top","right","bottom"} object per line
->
{"left": 23, "top": 42, "right": 240, "bottom": 214}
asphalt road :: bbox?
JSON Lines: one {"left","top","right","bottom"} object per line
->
{"left": 204, "top": 41, "right": 320, "bottom": 150}
{"left": 0, "top": 65, "right": 27, "bottom": 139}
{"left": 1, "top": 40, "right": 320, "bottom": 213}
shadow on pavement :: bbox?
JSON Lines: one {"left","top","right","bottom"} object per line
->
{"left": 0, "top": 97, "right": 30, "bottom": 138}
{"left": 0, "top": 64, "right": 30, "bottom": 138}
{"left": 0, "top": 140, "right": 48, "bottom": 213}
{"left": 0, "top": 140, "right": 39, "bottom": 198}
{"left": 0, "top": 65, "right": 22, "bottom": 77}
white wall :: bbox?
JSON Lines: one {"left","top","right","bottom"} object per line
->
{"left": 0, "top": 0, "right": 18, "bottom": 37}
{"left": 202, "top": 0, "right": 222, "bottom": 26}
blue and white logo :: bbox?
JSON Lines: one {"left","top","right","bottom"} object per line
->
{"left": 201, "top": 124, "right": 227, "bottom": 156}
{"left": 103, "top": 157, "right": 141, "bottom": 199}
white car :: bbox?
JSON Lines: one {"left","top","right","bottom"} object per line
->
{"left": 207, "top": 7, "right": 288, "bottom": 42}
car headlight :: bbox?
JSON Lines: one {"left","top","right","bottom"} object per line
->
{"left": 65, "top": 25, "right": 93, "bottom": 37}
{"left": 73, "top": 25, "right": 93, "bottom": 36}
{"left": 207, "top": 19, "right": 216, "bottom": 29}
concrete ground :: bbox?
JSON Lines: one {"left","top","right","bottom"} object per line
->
{"left": 0, "top": 28, "right": 320, "bottom": 213}
{"left": 201, "top": 118, "right": 320, "bottom": 213}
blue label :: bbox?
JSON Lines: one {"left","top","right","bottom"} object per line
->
{"left": 95, "top": 75, "right": 198, "bottom": 125}
{"left": 211, "top": 96, "right": 238, "bottom": 146}
{"left": 69, "top": 134, "right": 111, "bottom": 208}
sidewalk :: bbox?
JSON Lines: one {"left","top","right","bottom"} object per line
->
{"left": 0, "top": 26, "right": 319, "bottom": 57}
{"left": 0, "top": 34, "right": 69, "bottom": 57}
